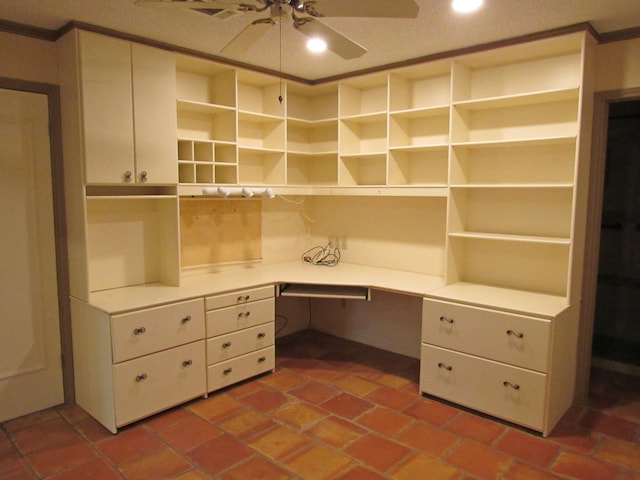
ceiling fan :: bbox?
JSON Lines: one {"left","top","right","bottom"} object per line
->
{"left": 136, "top": 0, "right": 420, "bottom": 59}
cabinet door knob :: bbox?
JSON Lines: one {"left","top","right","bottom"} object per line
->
{"left": 258, "top": 356, "right": 266, "bottom": 363}
{"left": 237, "top": 295, "right": 250, "bottom": 303}
{"left": 257, "top": 332, "right": 266, "bottom": 339}
{"left": 506, "top": 330, "right": 524, "bottom": 339}
{"left": 135, "top": 373, "right": 148, "bottom": 382}
{"left": 139, "top": 170, "right": 148, "bottom": 182}
{"left": 238, "top": 312, "right": 251, "bottom": 319}
{"left": 439, "top": 316, "right": 454, "bottom": 324}
{"left": 223, "top": 367, "right": 233, "bottom": 375}
{"left": 438, "top": 362, "right": 453, "bottom": 371}
{"left": 123, "top": 170, "right": 133, "bottom": 183}
{"left": 182, "top": 359, "right": 193, "bottom": 367}
{"left": 133, "top": 327, "right": 146, "bottom": 335}
{"left": 503, "top": 381, "right": 520, "bottom": 390}
{"left": 222, "top": 341, "right": 232, "bottom": 349}
{"left": 181, "top": 315, "right": 192, "bottom": 324}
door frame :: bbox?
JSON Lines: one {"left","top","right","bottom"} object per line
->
{"left": 0, "top": 76, "right": 73, "bottom": 403}
{"left": 576, "top": 86, "right": 640, "bottom": 403}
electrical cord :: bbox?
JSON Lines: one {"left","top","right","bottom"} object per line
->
{"left": 301, "top": 243, "right": 341, "bottom": 267}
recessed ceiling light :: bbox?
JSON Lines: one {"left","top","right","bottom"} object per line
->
{"left": 306, "top": 37, "right": 327, "bottom": 53}
{"left": 452, "top": 0, "right": 483, "bottom": 13}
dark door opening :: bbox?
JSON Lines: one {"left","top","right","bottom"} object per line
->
{"left": 592, "top": 99, "right": 640, "bottom": 373}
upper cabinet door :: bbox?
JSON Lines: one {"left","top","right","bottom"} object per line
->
{"left": 79, "top": 31, "right": 135, "bottom": 184}
{"left": 132, "top": 44, "right": 178, "bottom": 184}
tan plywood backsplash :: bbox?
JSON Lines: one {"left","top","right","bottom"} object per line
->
{"left": 180, "top": 198, "right": 262, "bottom": 267}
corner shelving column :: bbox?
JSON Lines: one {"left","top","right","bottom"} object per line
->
{"left": 338, "top": 73, "right": 389, "bottom": 187}
{"left": 237, "top": 70, "right": 286, "bottom": 185}
{"left": 388, "top": 61, "right": 451, "bottom": 187}
{"left": 445, "top": 34, "right": 586, "bottom": 304}
{"left": 286, "top": 82, "right": 339, "bottom": 187}
{"left": 175, "top": 56, "right": 238, "bottom": 186}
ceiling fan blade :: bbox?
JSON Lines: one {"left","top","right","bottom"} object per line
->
{"left": 221, "top": 17, "right": 275, "bottom": 55}
{"left": 295, "top": 18, "right": 366, "bottom": 59}
{"left": 303, "top": 0, "right": 419, "bottom": 18}
{"left": 135, "top": 0, "right": 259, "bottom": 11}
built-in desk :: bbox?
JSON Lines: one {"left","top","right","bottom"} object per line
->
{"left": 86, "top": 261, "right": 445, "bottom": 314}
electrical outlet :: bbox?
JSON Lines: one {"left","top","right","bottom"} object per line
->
{"left": 340, "top": 236, "right": 347, "bottom": 250}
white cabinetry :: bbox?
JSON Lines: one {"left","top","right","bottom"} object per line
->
{"left": 421, "top": 297, "right": 579, "bottom": 436}
{"left": 71, "top": 298, "right": 206, "bottom": 433}
{"left": 72, "top": 30, "right": 177, "bottom": 185}
{"left": 205, "top": 286, "right": 276, "bottom": 391}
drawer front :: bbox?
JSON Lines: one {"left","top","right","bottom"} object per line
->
{"left": 205, "top": 285, "right": 274, "bottom": 311}
{"left": 207, "top": 346, "right": 274, "bottom": 392}
{"left": 112, "top": 298, "right": 205, "bottom": 363}
{"left": 113, "top": 341, "right": 206, "bottom": 427}
{"left": 420, "top": 344, "right": 547, "bottom": 431}
{"left": 422, "top": 298, "right": 551, "bottom": 372}
{"left": 206, "top": 298, "right": 274, "bottom": 337}
{"left": 206, "top": 322, "right": 274, "bottom": 365}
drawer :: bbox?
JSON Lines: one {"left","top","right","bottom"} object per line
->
{"left": 206, "top": 322, "right": 274, "bottom": 365}
{"left": 422, "top": 298, "right": 551, "bottom": 372}
{"left": 111, "top": 298, "right": 205, "bottom": 363}
{"left": 205, "top": 285, "right": 274, "bottom": 311}
{"left": 113, "top": 340, "right": 206, "bottom": 427}
{"left": 206, "top": 297, "right": 274, "bottom": 337}
{"left": 420, "top": 344, "right": 547, "bottom": 431}
{"left": 207, "top": 346, "right": 275, "bottom": 392}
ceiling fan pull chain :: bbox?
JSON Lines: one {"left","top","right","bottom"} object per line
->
{"left": 278, "top": 10, "right": 283, "bottom": 104}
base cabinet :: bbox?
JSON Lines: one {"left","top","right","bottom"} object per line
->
{"left": 71, "top": 297, "right": 207, "bottom": 433}
{"left": 205, "top": 286, "right": 276, "bottom": 392}
{"left": 420, "top": 297, "right": 579, "bottom": 436}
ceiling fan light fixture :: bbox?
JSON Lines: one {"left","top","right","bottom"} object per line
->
{"left": 452, "top": 0, "right": 483, "bottom": 13}
{"left": 306, "top": 37, "right": 327, "bottom": 53}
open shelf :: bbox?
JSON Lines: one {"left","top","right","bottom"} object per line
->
{"left": 388, "top": 147, "right": 448, "bottom": 186}
{"left": 339, "top": 73, "right": 388, "bottom": 118}
{"left": 389, "top": 60, "right": 451, "bottom": 112}
{"left": 287, "top": 153, "right": 338, "bottom": 186}
{"left": 339, "top": 154, "right": 387, "bottom": 186}
{"left": 287, "top": 82, "right": 338, "bottom": 122}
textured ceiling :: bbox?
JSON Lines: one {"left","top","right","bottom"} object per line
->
{"left": 1, "top": 0, "right": 640, "bottom": 81}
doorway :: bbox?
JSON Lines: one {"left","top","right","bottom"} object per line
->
{"left": 0, "top": 79, "right": 72, "bottom": 421}
{"left": 591, "top": 99, "right": 640, "bottom": 374}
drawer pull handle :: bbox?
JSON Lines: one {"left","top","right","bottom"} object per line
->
{"left": 222, "top": 341, "right": 232, "bottom": 349}
{"left": 258, "top": 356, "right": 266, "bottom": 363}
{"left": 181, "top": 315, "right": 192, "bottom": 324}
{"left": 506, "top": 330, "right": 524, "bottom": 339}
{"left": 133, "top": 327, "right": 146, "bottom": 335}
{"left": 257, "top": 332, "right": 266, "bottom": 339}
{"left": 223, "top": 367, "right": 233, "bottom": 375}
{"left": 503, "top": 381, "right": 520, "bottom": 390}
{"left": 182, "top": 360, "right": 193, "bottom": 367}
{"left": 135, "top": 373, "right": 147, "bottom": 382}
{"left": 238, "top": 312, "right": 251, "bottom": 319}
{"left": 439, "top": 316, "right": 454, "bottom": 324}
{"left": 237, "top": 295, "right": 250, "bottom": 303}
{"left": 438, "top": 362, "right": 452, "bottom": 371}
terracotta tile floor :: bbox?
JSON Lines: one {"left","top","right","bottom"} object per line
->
{"left": 2, "top": 330, "right": 640, "bottom": 480}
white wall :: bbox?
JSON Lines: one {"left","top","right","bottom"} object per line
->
{"left": 0, "top": 31, "right": 58, "bottom": 84}
{"left": 596, "top": 37, "right": 640, "bottom": 92}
